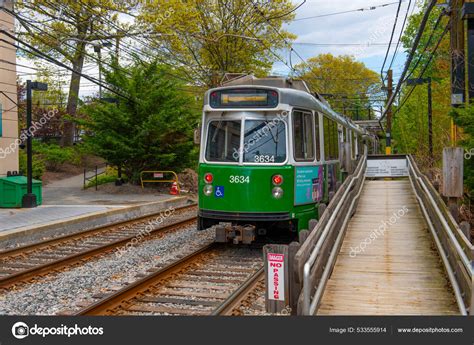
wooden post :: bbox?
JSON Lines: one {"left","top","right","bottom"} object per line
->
{"left": 460, "top": 221, "right": 471, "bottom": 240}
{"left": 288, "top": 241, "right": 301, "bottom": 315}
{"left": 298, "top": 230, "right": 310, "bottom": 244}
{"left": 308, "top": 219, "right": 318, "bottom": 232}
{"left": 318, "top": 203, "right": 327, "bottom": 218}
{"left": 264, "top": 244, "right": 289, "bottom": 314}
{"left": 442, "top": 147, "right": 464, "bottom": 222}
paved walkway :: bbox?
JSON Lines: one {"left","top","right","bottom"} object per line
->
{"left": 0, "top": 171, "right": 181, "bottom": 234}
{"left": 43, "top": 171, "right": 164, "bottom": 206}
{"left": 0, "top": 205, "right": 120, "bottom": 232}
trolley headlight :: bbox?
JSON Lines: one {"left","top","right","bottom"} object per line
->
{"left": 272, "top": 187, "right": 284, "bottom": 199}
{"left": 203, "top": 185, "right": 213, "bottom": 196}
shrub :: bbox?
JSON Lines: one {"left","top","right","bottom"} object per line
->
{"left": 33, "top": 142, "right": 75, "bottom": 171}
{"left": 19, "top": 150, "right": 46, "bottom": 180}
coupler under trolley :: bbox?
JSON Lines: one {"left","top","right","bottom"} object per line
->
{"left": 215, "top": 223, "right": 256, "bottom": 245}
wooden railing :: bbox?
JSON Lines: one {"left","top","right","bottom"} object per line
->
{"left": 294, "top": 150, "right": 367, "bottom": 315}
{"left": 407, "top": 155, "right": 474, "bottom": 315}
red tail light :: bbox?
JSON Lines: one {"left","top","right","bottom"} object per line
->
{"left": 272, "top": 174, "right": 283, "bottom": 186}
{"left": 204, "top": 173, "right": 213, "bottom": 184}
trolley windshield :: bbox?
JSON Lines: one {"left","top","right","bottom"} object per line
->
{"left": 205, "top": 119, "right": 286, "bottom": 164}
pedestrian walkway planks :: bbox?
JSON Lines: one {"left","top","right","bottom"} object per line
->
{"left": 318, "top": 179, "right": 459, "bottom": 315}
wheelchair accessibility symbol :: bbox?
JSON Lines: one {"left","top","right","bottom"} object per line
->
{"left": 215, "top": 186, "right": 224, "bottom": 198}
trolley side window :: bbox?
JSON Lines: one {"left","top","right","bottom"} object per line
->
{"left": 293, "top": 110, "right": 315, "bottom": 161}
{"left": 323, "top": 116, "right": 339, "bottom": 161}
{"left": 243, "top": 120, "right": 286, "bottom": 163}
{"left": 205, "top": 120, "right": 241, "bottom": 162}
{"left": 315, "top": 113, "right": 321, "bottom": 161}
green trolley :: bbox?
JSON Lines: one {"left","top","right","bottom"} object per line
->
{"left": 197, "top": 76, "right": 372, "bottom": 244}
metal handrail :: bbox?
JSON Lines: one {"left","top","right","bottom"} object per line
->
{"left": 302, "top": 152, "right": 367, "bottom": 315}
{"left": 407, "top": 155, "right": 473, "bottom": 315}
{"left": 140, "top": 171, "right": 180, "bottom": 193}
{"left": 83, "top": 163, "right": 108, "bottom": 191}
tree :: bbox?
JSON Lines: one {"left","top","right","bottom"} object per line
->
{"left": 295, "top": 54, "right": 380, "bottom": 119}
{"left": 77, "top": 61, "right": 199, "bottom": 184}
{"left": 14, "top": 0, "right": 137, "bottom": 146}
{"left": 391, "top": 3, "right": 452, "bottom": 164}
{"left": 137, "top": 0, "right": 296, "bottom": 87}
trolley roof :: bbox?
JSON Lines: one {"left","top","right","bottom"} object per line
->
{"left": 204, "top": 76, "right": 367, "bottom": 136}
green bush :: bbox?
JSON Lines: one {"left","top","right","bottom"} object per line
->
{"left": 33, "top": 142, "right": 76, "bottom": 171}
{"left": 19, "top": 150, "right": 46, "bottom": 180}
{"left": 77, "top": 60, "right": 199, "bottom": 184}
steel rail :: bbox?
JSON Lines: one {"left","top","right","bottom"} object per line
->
{"left": 0, "top": 215, "right": 198, "bottom": 288}
{"left": 0, "top": 203, "right": 197, "bottom": 258}
{"left": 75, "top": 243, "right": 217, "bottom": 315}
{"left": 211, "top": 267, "right": 264, "bottom": 316}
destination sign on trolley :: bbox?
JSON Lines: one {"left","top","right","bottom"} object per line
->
{"left": 210, "top": 88, "right": 278, "bottom": 108}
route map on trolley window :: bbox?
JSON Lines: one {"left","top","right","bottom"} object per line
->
{"left": 295, "top": 166, "right": 323, "bottom": 205}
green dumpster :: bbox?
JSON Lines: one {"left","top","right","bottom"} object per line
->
{"left": 0, "top": 176, "right": 42, "bottom": 208}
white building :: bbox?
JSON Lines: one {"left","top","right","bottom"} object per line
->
{"left": 0, "top": 0, "right": 19, "bottom": 177}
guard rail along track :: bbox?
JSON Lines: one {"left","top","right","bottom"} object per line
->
{"left": 0, "top": 204, "right": 198, "bottom": 288}
{"left": 292, "top": 150, "right": 473, "bottom": 315}
{"left": 76, "top": 243, "right": 264, "bottom": 316}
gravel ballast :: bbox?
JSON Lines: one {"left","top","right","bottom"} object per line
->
{"left": 0, "top": 224, "right": 214, "bottom": 315}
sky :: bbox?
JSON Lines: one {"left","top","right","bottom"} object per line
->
{"left": 274, "top": 0, "right": 419, "bottom": 82}
{"left": 16, "top": 0, "right": 420, "bottom": 98}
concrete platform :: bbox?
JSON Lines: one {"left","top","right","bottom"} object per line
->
{"left": 0, "top": 196, "right": 191, "bottom": 250}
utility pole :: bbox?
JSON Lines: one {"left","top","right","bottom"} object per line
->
{"left": 427, "top": 77, "right": 433, "bottom": 161}
{"left": 22, "top": 81, "right": 47, "bottom": 208}
{"left": 450, "top": 0, "right": 465, "bottom": 146}
{"left": 385, "top": 69, "right": 393, "bottom": 155}
{"left": 465, "top": 0, "right": 474, "bottom": 101}
{"left": 94, "top": 45, "right": 103, "bottom": 100}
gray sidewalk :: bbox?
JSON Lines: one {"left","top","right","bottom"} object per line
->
{"left": 0, "top": 171, "right": 183, "bottom": 235}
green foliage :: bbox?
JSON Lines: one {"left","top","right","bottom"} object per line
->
{"left": 137, "top": 0, "right": 296, "bottom": 86}
{"left": 19, "top": 150, "right": 46, "bottom": 180}
{"left": 295, "top": 54, "right": 380, "bottom": 119}
{"left": 33, "top": 142, "right": 77, "bottom": 171}
{"left": 78, "top": 61, "right": 199, "bottom": 184}
{"left": 392, "top": 1, "right": 451, "bottom": 165}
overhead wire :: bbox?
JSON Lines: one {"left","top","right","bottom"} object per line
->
{"left": 378, "top": 0, "right": 438, "bottom": 126}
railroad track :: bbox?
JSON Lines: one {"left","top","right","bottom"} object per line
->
{"left": 76, "top": 243, "right": 264, "bottom": 316}
{"left": 0, "top": 204, "right": 197, "bottom": 289}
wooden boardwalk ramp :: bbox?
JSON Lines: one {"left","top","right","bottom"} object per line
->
{"left": 318, "top": 179, "right": 459, "bottom": 315}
